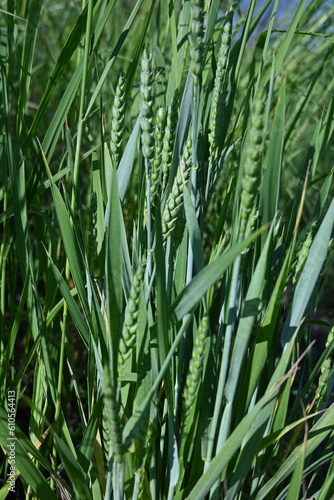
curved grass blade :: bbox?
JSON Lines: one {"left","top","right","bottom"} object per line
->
{"left": 41, "top": 145, "right": 90, "bottom": 325}
{"left": 261, "top": 81, "right": 285, "bottom": 227}
{"left": 225, "top": 224, "right": 273, "bottom": 404}
{"left": 24, "top": 3, "right": 90, "bottom": 147}
{"left": 54, "top": 435, "right": 92, "bottom": 500}
{"left": 281, "top": 198, "right": 334, "bottom": 346}
{"left": 183, "top": 186, "right": 205, "bottom": 273}
{"left": 84, "top": 0, "right": 149, "bottom": 121}
{"left": 16, "top": 0, "right": 43, "bottom": 138}
{"left": 169, "top": 226, "right": 265, "bottom": 324}
{"left": 254, "top": 403, "right": 334, "bottom": 500}
{"left": 45, "top": 249, "right": 90, "bottom": 347}
{"left": 187, "top": 328, "right": 300, "bottom": 500}
{"left": 105, "top": 166, "right": 123, "bottom": 372}
{"left": 0, "top": 408, "right": 61, "bottom": 500}
{"left": 117, "top": 115, "right": 141, "bottom": 202}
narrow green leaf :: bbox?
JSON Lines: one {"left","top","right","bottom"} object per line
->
{"left": 274, "top": 0, "right": 308, "bottom": 75}
{"left": 105, "top": 166, "right": 123, "bottom": 373}
{"left": 117, "top": 116, "right": 140, "bottom": 201}
{"left": 78, "top": 397, "right": 103, "bottom": 473}
{"left": 243, "top": 243, "right": 292, "bottom": 409}
{"left": 285, "top": 439, "right": 304, "bottom": 500}
{"left": 262, "top": 81, "right": 285, "bottom": 226}
{"left": 282, "top": 198, "right": 334, "bottom": 345}
{"left": 154, "top": 208, "right": 169, "bottom": 366}
{"left": 174, "top": 72, "right": 192, "bottom": 160}
{"left": 225, "top": 226, "right": 273, "bottom": 403}
{"left": 16, "top": 0, "right": 43, "bottom": 138}
{"left": 0, "top": 409, "right": 60, "bottom": 500}
{"left": 183, "top": 186, "right": 205, "bottom": 273}
{"left": 45, "top": 250, "right": 89, "bottom": 346}
{"left": 169, "top": 227, "right": 265, "bottom": 324}
{"left": 84, "top": 0, "right": 147, "bottom": 121}
{"left": 123, "top": 315, "right": 193, "bottom": 450}
{"left": 55, "top": 435, "right": 91, "bottom": 500}
{"left": 24, "top": 4, "right": 90, "bottom": 146}
{"left": 43, "top": 157, "right": 90, "bottom": 323}
{"left": 255, "top": 403, "right": 334, "bottom": 500}
{"left": 2, "top": 62, "right": 29, "bottom": 279}
{"left": 188, "top": 329, "right": 299, "bottom": 500}
{"left": 187, "top": 394, "right": 274, "bottom": 500}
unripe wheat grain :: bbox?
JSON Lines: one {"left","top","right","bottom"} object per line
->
{"left": 208, "top": 9, "right": 233, "bottom": 167}
{"left": 162, "top": 137, "right": 192, "bottom": 240}
{"left": 239, "top": 88, "right": 266, "bottom": 237}
{"left": 292, "top": 222, "right": 315, "bottom": 286}
{"left": 182, "top": 316, "right": 209, "bottom": 424}
{"left": 103, "top": 363, "right": 124, "bottom": 463}
{"left": 140, "top": 47, "right": 155, "bottom": 164}
{"left": 150, "top": 106, "right": 165, "bottom": 206}
{"left": 110, "top": 71, "right": 126, "bottom": 167}
{"left": 161, "top": 91, "right": 179, "bottom": 193}
{"left": 189, "top": 0, "right": 205, "bottom": 88}
{"left": 118, "top": 263, "right": 145, "bottom": 378}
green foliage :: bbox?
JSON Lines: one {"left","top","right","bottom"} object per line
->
{"left": 0, "top": 0, "right": 333, "bottom": 499}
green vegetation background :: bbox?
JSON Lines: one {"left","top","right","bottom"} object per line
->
{"left": 0, "top": 0, "right": 333, "bottom": 499}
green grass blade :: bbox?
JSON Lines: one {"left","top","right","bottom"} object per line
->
{"left": 45, "top": 250, "right": 90, "bottom": 346}
{"left": 244, "top": 241, "right": 293, "bottom": 410}
{"left": 255, "top": 403, "right": 334, "bottom": 500}
{"left": 170, "top": 227, "right": 265, "bottom": 324}
{"left": 83, "top": 0, "right": 148, "bottom": 121}
{"left": 117, "top": 116, "right": 141, "bottom": 201}
{"left": 282, "top": 198, "right": 334, "bottom": 345}
{"left": 166, "top": 0, "right": 191, "bottom": 101}
{"left": 154, "top": 207, "right": 170, "bottom": 367}
{"left": 183, "top": 186, "right": 205, "bottom": 273}
{"left": 16, "top": 0, "right": 43, "bottom": 138}
{"left": 122, "top": 315, "right": 193, "bottom": 451}
{"left": 275, "top": 0, "right": 309, "bottom": 75}
{"left": 174, "top": 73, "right": 192, "bottom": 160}
{"left": 285, "top": 441, "right": 304, "bottom": 500}
{"left": 24, "top": 4, "right": 90, "bottom": 147}
{"left": 42, "top": 152, "right": 90, "bottom": 323}
{"left": 317, "top": 452, "right": 334, "bottom": 500}
{"left": 187, "top": 394, "right": 273, "bottom": 500}
{"left": 225, "top": 225, "right": 273, "bottom": 404}
{"left": 1, "top": 59, "right": 29, "bottom": 278}
{"left": 77, "top": 397, "right": 103, "bottom": 472}
{"left": 262, "top": 80, "right": 285, "bottom": 227}
{"left": 54, "top": 435, "right": 92, "bottom": 500}
{"left": 105, "top": 165, "right": 123, "bottom": 373}
{"left": 0, "top": 409, "right": 60, "bottom": 500}
{"left": 188, "top": 327, "right": 299, "bottom": 500}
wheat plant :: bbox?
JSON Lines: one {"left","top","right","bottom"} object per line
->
{"left": 0, "top": 0, "right": 334, "bottom": 499}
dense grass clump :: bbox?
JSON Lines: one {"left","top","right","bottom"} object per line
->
{"left": 0, "top": 1, "right": 334, "bottom": 499}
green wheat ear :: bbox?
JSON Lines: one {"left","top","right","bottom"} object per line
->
{"left": 102, "top": 362, "right": 124, "bottom": 464}
{"left": 189, "top": 0, "right": 205, "bottom": 92}
{"left": 162, "top": 137, "right": 192, "bottom": 240}
{"left": 161, "top": 90, "right": 179, "bottom": 193}
{"left": 110, "top": 70, "right": 126, "bottom": 167}
{"left": 292, "top": 222, "right": 315, "bottom": 286}
{"left": 118, "top": 262, "right": 145, "bottom": 379}
{"left": 140, "top": 47, "right": 155, "bottom": 164}
{"left": 149, "top": 106, "right": 165, "bottom": 207}
{"left": 239, "top": 88, "right": 266, "bottom": 238}
{"left": 312, "top": 325, "right": 334, "bottom": 411}
{"left": 208, "top": 8, "right": 233, "bottom": 170}
{"left": 182, "top": 315, "right": 209, "bottom": 424}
